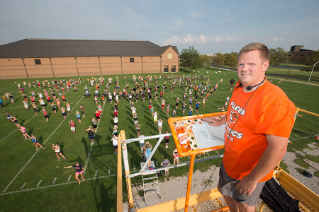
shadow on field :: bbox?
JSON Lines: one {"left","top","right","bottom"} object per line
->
{"left": 27, "top": 127, "right": 34, "bottom": 135}
{"left": 68, "top": 156, "right": 85, "bottom": 165}
{"left": 81, "top": 136, "right": 89, "bottom": 156}
{"left": 158, "top": 146, "right": 173, "bottom": 162}
{"left": 291, "top": 128, "right": 310, "bottom": 137}
{"left": 92, "top": 176, "right": 117, "bottom": 211}
{"left": 95, "top": 134, "right": 102, "bottom": 145}
{"left": 147, "top": 121, "right": 157, "bottom": 131}
{"left": 38, "top": 135, "right": 44, "bottom": 145}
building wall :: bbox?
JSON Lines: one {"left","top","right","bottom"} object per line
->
{"left": 0, "top": 50, "right": 179, "bottom": 79}
{"left": 50, "top": 57, "right": 78, "bottom": 77}
{"left": 0, "top": 58, "right": 27, "bottom": 79}
{"left": 143, "top": 56, "right": 161, "bottom": 73}
{"left": 161, "top": 46, "right": 179, "bottom": 73}
{"left": 289, "top": 51, "right": 316, "bottom": 63}
{"left": 23, "top": 58, "right": 54, "bottom": 78}
{"left": 100, "top": 57, "right": 122, "bottom": 75}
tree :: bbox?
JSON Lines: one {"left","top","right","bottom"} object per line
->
{"left": 213, "top": 52, "right": 225, "bottom": 68}
{"left": 200, "top": 54, "right": 213, "bottom": 69}
{"left": 269, "top": 47, "right": 290, "bottom": 67}
{"left": 180, "top": 46, "right": 203, "bottom": 69}
{"left": 312, "top": 51, "right": 319, "bottom": 64}
{"left": 302, "top": 55, "right": 312, "bottom": 66}
{"left": 225, "top": 52, "right": 238, "bottom": 68}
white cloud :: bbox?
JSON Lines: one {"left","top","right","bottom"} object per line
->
{"left": 183, "top": 34, "right": 194, "bottom": 44}
{"left": 183, "top": 34, "right": 207, "bottom": 44}
{"left": 163, "top": 36, "right": 180, "bottom": 45}
{"left": 214, "top": 37, "right": 222, "bottom": 43}
{"left": 199, "top": 35, "right": 207, "bottom": 43}
{"left": 227, "top": 37, "right": 235, "bottom": 42}
{"left": 267, "top": 37, "right": 280, "bottom": 42}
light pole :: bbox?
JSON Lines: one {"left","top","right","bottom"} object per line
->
{"left": 308, "top": 60, "right": 319, "bottom": 82}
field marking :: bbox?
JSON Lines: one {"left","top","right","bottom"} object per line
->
{"left": 20, "top": 182, "right": 26, "bottom": 190}
{"left": 37, "top": 180, "right": 42, "bottom": 187}
{"left": 83, "top": 103, "right": 105, "bottom": 174}
{"left": 95, "top": 170, "right": 98, "bottom": 177}
{"left": 108, "top": 169, "right": 111, "bottom": 175}
{"left": 67, "top": 175, "right": 72, "bottom": 181}
{"left": 266, "top": 76, "right": 319, "bottom": 87}
{"left": 0, "top": 129, "right": 18, "bottom": 143}
{"left": 1, "top": 174, "right": 118, "bottom": 196}
{"left": 3, "top": 95, "right": 85, "bottom": 193}
{"left": 52, "top": 177, "right": 57, "bottom": 184}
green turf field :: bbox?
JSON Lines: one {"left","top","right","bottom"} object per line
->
{"left": 0, "top": 67, "right": 318, "bottom": 211}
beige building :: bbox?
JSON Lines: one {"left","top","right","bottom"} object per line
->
{"left": 0, "top": 39, "right": 180, "bottom": 79}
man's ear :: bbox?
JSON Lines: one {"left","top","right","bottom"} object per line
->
{"left": 263, "top": 60, "right": 269, "bottom": 72}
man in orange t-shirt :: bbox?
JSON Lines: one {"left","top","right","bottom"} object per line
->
{"left": 204, "top": 43, "right": 295, "bottom": 212}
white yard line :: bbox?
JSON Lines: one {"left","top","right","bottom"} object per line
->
{"left": 1, "top": 174, "right": 118, "bottom": 196}
{"left": 52, "top": 177, "right": 57, "bottom": 185}
{"left": 3, "top": 95, "right": 85, "bottom": 193}
{"left": 83, "top": 104, "right": 105, "bottom": 174}
{"left": 0, "top": 129, "right": 18, "bottom": 143}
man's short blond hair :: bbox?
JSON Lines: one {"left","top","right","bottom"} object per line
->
{"left": 238, "top": 43, "right": 270, "bottom": 62}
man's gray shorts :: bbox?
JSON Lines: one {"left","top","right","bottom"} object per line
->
{"left": 218, "top": 163, "right": 266, "bottom": 206}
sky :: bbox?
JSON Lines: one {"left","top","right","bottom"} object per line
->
{"left": 0, "top": 0, "right": 318, "bottom": 54}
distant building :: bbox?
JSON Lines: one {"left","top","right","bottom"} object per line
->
{"left": 0, "top": 39, "right": 180, "bottom": 79}
{"left": 289, "top": 45, "right": 317, "bottom": 63}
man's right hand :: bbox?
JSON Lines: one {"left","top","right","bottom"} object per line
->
{"left": 203, "top": 116, "right": 226, "bottom": 127}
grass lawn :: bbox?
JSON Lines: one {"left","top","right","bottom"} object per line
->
{"left": 0, "top": 67, "right": 318, "bottom": 211}
{"left": 266, "top": 67, "right": 319, "bottom": 80}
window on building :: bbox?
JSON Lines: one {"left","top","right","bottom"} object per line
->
{"left": 164, "top": 66, "right": 168, "bottom": 72}
{"left": 309, "top": 54, "right": 311, "bottom": 57}
{"left": 130, "top": 58, "right": 134, "bottom": 62}
{"left": 34, "top": 59, "right": 41, "bottom": 65}
{"left": 171, "top": 66, "right": 176, "bottom": 72}
{"left": 301, "top": 54, "right": 304, "bottom": 57}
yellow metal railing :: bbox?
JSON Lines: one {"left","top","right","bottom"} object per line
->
{"left": 118, "top": 108, "right": 319, "bottom": 212}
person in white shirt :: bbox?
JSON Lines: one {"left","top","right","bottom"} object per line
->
{"left": 113, "top": 116, "right": 118, "bottom": 126}
{"left": 132, "top": 107, "right": 136, "bottom": 117}
{"left": 111, "top": 134, "right": 118, "bottom": 154}
{"left": 139, "top": 134, "right": 145, "bottom": 152}
{"left": 158, "top": 118, "right": 163, "bottom": 134}
{"left": 153, "top": 111, "right": 158, "bottom": 124}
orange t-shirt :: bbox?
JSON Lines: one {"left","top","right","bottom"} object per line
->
{"left": 223, "top": 79, "right": 295, "bottom": 182}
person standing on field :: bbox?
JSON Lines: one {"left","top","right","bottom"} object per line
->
{"left": 69, "top": 119, "right": 76, "bottom": 134}
{"left": 64, "top": 162, "right": 85, "bottom": 185}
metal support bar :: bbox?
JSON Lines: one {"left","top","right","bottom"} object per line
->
{"left": 127, "top": 154, "right": 223, "bottom": 178}
{"left": 185, "top": 154, "right": 195, "bottom": 212}
{"left": 123, "top": 133, "right": 171, "bottom": 144}
{"left": 140, "top": 137, "right": 164, "bottom": 172}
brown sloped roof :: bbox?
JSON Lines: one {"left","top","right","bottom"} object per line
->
{"left": 161, "top": 45, "right": 180, "bottom": 55}
{"left": 0, "top": 39, "right": 179, "bottom": 58}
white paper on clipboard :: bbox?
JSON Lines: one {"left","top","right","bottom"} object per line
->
{"left": 191, "top": 123, "right": 225, "bottom": 149}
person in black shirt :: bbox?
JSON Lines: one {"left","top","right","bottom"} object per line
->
{"left": 64, "top": 162, "right": 85, "bottom": 184}
{"left": 86, "top": 126, "right": 95, "bottom": 145}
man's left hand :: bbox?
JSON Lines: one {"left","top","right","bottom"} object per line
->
{"left": 236, "top": 175, "right": 258, "bottom": 196}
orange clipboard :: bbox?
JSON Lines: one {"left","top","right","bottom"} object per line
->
{"left": 168, "top": 112, "right": 226, "bottom": 157}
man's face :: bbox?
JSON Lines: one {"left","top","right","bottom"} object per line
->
{"left": 237, "top": 50, "right": 269, "bottom": 87}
